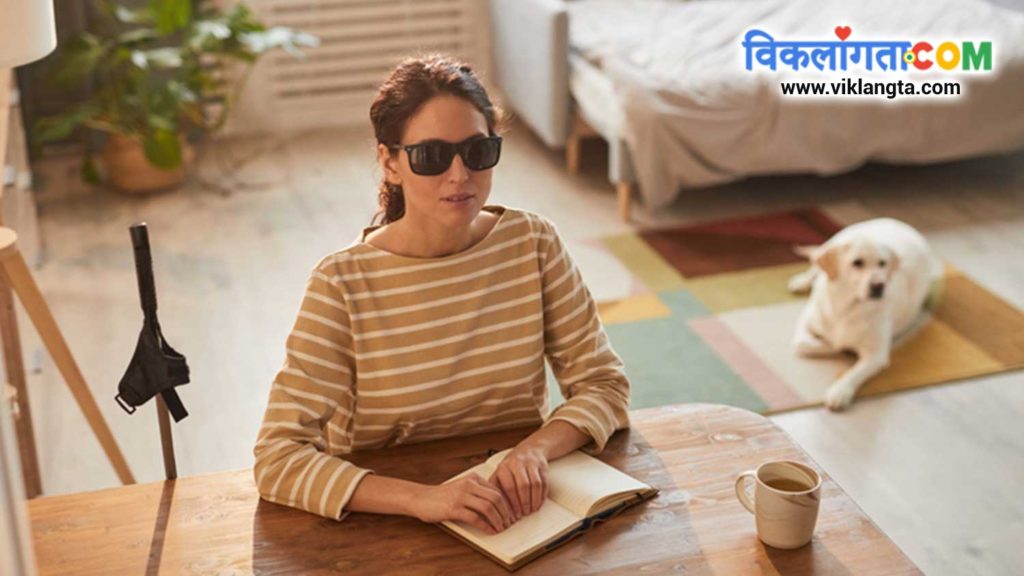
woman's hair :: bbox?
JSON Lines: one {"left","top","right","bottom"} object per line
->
{"left": 369, "top": 53, "right": 507, "bottom": 225}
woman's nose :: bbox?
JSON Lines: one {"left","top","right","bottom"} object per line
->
{"left": 446, "top": 153, "right": 470, "bottom": 182}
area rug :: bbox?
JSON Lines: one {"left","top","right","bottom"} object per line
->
{"left": 547, "top": 208, "right": 1024, "bottom": 415}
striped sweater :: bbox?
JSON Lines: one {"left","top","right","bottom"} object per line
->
{"left": 253, "top": 205, "right": 631, "bottom": 521}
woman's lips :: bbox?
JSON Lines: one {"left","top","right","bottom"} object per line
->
{"left": 442, "top": 194, "right": 475, "bottom": 203}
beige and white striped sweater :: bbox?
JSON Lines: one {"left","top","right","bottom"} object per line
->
{"left": 253, "top": 205, "right": 631, "bottom": 521}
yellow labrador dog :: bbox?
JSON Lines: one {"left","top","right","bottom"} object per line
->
{"left": 788, "top": 218, "right": 942, "bottom": 411}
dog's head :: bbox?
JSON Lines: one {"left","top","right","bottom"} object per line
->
{"left": 813, "top": 237, "right": 899, "bottom": 301}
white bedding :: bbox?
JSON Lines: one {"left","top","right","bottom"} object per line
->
{"left": 568, "top": 0, "right": 1024, "bottom": 208}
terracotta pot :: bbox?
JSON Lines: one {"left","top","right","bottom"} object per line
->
{"left": 101, "top": 132, "right": 195, "bottom": 194}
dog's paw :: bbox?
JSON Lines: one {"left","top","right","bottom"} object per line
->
{"left": 824, "top": 383, "right": 856, "bottom": 411}
{"left": 795, "top": 332, "right": 834, "bottom": 358}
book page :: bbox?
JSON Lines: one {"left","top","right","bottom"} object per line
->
{"left": 545, "top": 451, "right": 653, "bottom": 518}
{"left": 441, "top": 497, "right": 580, "bottom": 566}
{"left": 445, "top": 457, "right": 499, "bottom": 484}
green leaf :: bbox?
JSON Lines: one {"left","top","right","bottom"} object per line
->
{"left": 49, "top": 34, "right": 106, "bottom": 88}
{"left": 148, "top": 114, "right": 176, "bottom": 131}
{"left": 34, "top": 117, "right": 73, "bottom": 142}
{"left": 147, "top": 47, "right": 184, "bottom": 68}
{"left": 225, "top": 4, "right": 264, "bottom": 34}
{"left": 118, "top": 29, "right": 160, "bottom": 45}
{"left": 129, "top": 47, "right": 183, "bottom": 69}
{"left": 149, "top": 84, "right": 181, "bottom": 118}
{"left": 112, "top": 5, "right": 153, "bottom": 25}
{"left": 150, "top": 0, "right": 191, "bottom": 35}
{"left": 81, "top": 155, "right": 101, "bottom": 185}
{"left": 192, "top": 20, "right": 231, "bottom": 46}
{"left": 240, "top": 27, "right": 320, "bottom": 57}
{"left": 33, "top": 104, "right": 99, "bottom": 143}
{"left": 130, "top": 50, "right": 148, "bottom": 69}
{"left": 167, "top": 80, "right": 198, "bottom": 104}
{"left": 143, "top": 128, "right": 182, "bottom": 169}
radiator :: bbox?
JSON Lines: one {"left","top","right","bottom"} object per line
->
{"left": 225, "top": 0, "right": 491, "bottom": 135}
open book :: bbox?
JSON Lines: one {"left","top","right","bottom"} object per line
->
{"left": 439, "top": 448, "right": 659, "bottom": 571}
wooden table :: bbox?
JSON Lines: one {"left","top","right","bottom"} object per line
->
{"left": 29, "top": 404, "right": 921, "bottom": 574}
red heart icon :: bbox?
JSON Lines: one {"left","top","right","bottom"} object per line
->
{"left": 835, "top": 26, "right": 852, "bottom": 41}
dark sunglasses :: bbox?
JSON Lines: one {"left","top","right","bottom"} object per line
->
{"left": 390, "top": 135, "right": 502, "bottom": 176}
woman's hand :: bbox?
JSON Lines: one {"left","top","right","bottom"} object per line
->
{"left": 489, "top": 444, "right": 550, "bottom": 520}
{"left": 409, "top": 474, "right": 515, "bottom": 534}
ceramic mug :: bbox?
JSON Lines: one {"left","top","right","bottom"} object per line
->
{"left": 734, "top": 460, "right": 822, "bottom": 549}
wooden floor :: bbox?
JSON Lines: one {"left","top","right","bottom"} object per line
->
{"left": 12, "top": 121, "right": 1024, "bottom": 576}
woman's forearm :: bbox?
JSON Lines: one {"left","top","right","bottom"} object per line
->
{"left": 519, "top": 419, "right": 592, "bottom": 461}
{"left": 345, "top": 473, "right": 427, "bottom": 518}
{"left": 345, "top": 421, "right": 590, "bottom": 519}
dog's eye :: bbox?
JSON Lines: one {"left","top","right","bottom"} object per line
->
{"left": 852, "top": 259, "right": 864, "bottom": 268}
{"left": 879, "top": 260, "right": 887, "bottom": 268}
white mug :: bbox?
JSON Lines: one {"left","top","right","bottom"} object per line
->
{"left": 735, "top": 460, "right": 822, "bottom": 549}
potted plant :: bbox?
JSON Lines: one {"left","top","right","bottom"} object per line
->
{"left": 34, "top": 0, "right": 318, "bottom": 193}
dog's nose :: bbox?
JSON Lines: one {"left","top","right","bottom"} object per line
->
{"left": 869, "top": 282, "right": 885, "bottom": 299}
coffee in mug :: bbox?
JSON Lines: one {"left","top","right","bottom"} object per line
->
{"left": 734, "top": 460, "right": 822, "bottom": 549}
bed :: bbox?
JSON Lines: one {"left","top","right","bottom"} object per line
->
{"left": 489, "top": 0, "right": 1024, "bottom": 220}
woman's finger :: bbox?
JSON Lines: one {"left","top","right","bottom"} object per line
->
{"left": 474, "top": 481, "right": 513, "bottom": 528}
{"left": 465, "top": 493, "right": 505, "bottom": 533}
{"left": 475, "top": 477, "right": 516, "bottom": 528}
{"left": 529, "top": 466, "right": 544, "bottom": 513}
{"left": 515, "top": 467, "right": 532, "bottom": 516}
{"left": 496, "top": 468, "right": 522, "bottom": 519}
{"left": 455, "top": 508, "right": 494, "bottom": 534}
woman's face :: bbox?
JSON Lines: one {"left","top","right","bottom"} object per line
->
{"left": 378, "top": 94, "right": 493, "bottom": 229}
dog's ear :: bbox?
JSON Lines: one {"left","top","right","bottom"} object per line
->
{"left": 886, "top": 250, "right": 900, "bottom": 274}
{"left": 814, "top": 244, "right": 844, "bottom": 281}
{"left": 792, "top": 244, "right": 819, "bottom": 260}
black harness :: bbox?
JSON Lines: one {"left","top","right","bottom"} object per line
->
{"left": 115, "top": 224, "right": 190, "bottom": 422}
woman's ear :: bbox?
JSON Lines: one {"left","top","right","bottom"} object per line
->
{"left": 814, "top": 244, "right": 845, "bottom": 281}
{"left": 377, "top": 143, "right": 402, "bottom": 185}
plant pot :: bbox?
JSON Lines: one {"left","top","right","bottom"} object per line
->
{"left": 101, "top": 133, "right": 195, "bottom": 194}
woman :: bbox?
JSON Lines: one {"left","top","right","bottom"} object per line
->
{"left": 253, "top": 54, "right": 631, "bottom": 536}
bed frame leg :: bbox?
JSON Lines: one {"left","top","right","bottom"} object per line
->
{"left": 566, "top": 137, "right": 580, "bottom": 175}
{"left": 566, "top": 111, "right": 597, "bottom": 175}
{"left": 617, "top": 182, "right": 633, "bottom": 223}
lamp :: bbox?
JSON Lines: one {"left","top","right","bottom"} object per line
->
{"left": 0, "top": 1, "right": 58, "bottom": 69}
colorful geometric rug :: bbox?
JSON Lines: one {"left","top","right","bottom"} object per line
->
{"left": 547, "top": 208, "right": 1024, "bottom": 414}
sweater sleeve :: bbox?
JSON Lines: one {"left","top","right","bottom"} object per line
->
{"left": 536, "top": 217, "right": 631, "bottom": 455}
{"left": 253, "top": 266, "right": 374, "bottom": 521}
